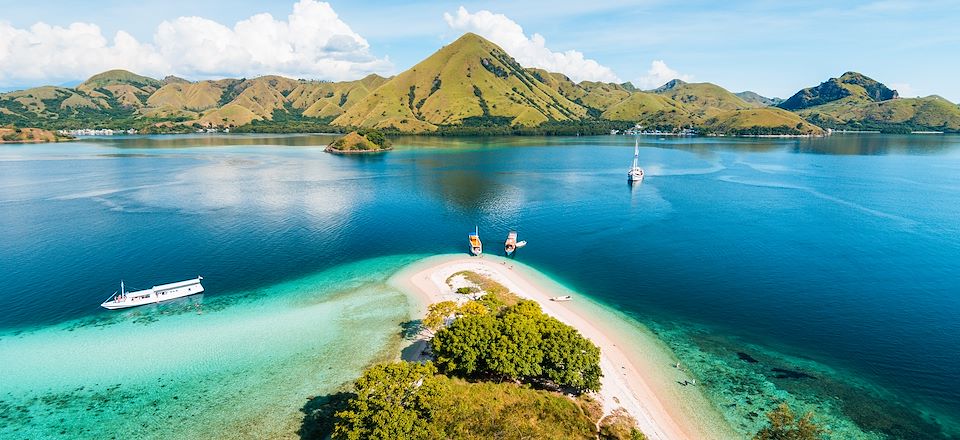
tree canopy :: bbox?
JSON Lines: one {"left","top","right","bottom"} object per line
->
{"left": 332, "top": 362, "right": 447, "bottom": 440}
{"left": 327, "top": 361, "right": 601, "bottom": 440}
{"left": 431, "top": 299, "right": 602, "bottom": 392}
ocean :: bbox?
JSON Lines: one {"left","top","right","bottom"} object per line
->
{"left": 1, "top": 133, "right": 958, "bottom": 439}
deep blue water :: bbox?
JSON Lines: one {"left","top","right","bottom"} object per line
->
{"left": 1, "top": 133, "right": 959, "bottom": 438}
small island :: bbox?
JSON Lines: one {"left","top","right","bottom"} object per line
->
{"left": 301, "top": 255, "right": 826, "bottom": 440}
{"left": 325, "top": 129, "right": 393, "bottom": 154}
{"left": 0, "top": 127, "right": 74, "bottom": 144}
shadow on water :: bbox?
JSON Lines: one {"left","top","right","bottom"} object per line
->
{"left": 296, "top": 319, "right": 424, "bottom": 439}
{"left": 297, "top": 391, "right": 354, "bottom": 440}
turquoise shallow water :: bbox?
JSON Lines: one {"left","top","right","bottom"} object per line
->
{"left": 0, "top": 254, "right": 419, "bottom": 439}
{"left": 2, "top": 133, "right": 960, "bottom": 439}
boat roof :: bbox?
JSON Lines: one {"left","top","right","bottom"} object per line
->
{"left": 153, "top": 277, "right": 202, "bottom": 291}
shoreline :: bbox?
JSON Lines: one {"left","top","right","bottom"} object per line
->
{"left": 387, "top": 254, "right": 738, "bottom": 440}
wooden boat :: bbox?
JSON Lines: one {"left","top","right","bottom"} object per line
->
{"left": 469, "top": 226, "right": 482, "bottom": 256}
{"left": 505, "top": 231, "right": 518, "bottom": 255}
{"left": 550, "top": 295, "right": 572, "bottom": 302}
{"left": 101, "top": 277, "right": 204, "bottom": 310}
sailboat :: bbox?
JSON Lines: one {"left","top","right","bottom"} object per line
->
{"left": 101, "top": 277, "right": 205, "bottom": 310}
{"left": 628, "top": 137, "right": 644, "bottom": 182}
{"left": 469, "top": 226, "right": 483, "bottom": 256}
{"left": 505, "top": 231, "right": 518, "bottom": 255}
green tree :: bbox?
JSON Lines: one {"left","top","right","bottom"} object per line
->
{"left": 753, "top": 403, "right": 826, "bottom": 440}
{"left": 539, "top": 315, "right": 602, "bottom": 392}
{"left": 422, "top": 301, "right": 458, "bottom": 332}
{"left": 423, "top": 301, "right": 488, "bottom": 333}
{"left": 487, "top": 304, "right": 543, "bottom": 379}
{"left": 431, "top": 313, "right": 499, "bottom": 376}
{"left": 332, "top": 362, "right": 447, "bottom": 440}
{"left": 457, "top": 301, "right": 488, "bottom": 317}
{"left": 431, "top": 300, "right": 602, "bottom": 391}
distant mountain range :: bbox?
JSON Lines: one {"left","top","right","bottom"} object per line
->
{"left": 1, "top": 33, "right": 957, "bottom": 135}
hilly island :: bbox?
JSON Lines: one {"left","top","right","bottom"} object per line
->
{"left": 1, "top": 33, "right": 959, "bottom": 136}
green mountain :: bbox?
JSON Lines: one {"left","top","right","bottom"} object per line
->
{"left": 0, "top": 69, "right": 389, "bottom": 130}
{"left": 332, "top": 33, "right": 586, "bottom": 132}
{"left": 779, "top": 72, "right": 897, "bottom": 111}
{"left": 782, "top": 72, "right": 960, "bottom": 132}
{"left": 601, "top": 80, "right": 822, "bottom": 135}
{"left": 801, "top": 94, "right": 960, "bottom": 133}
{"left": 3, "top": 35, "right": 954, "bottom": 136}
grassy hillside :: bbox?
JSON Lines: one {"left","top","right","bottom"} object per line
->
{"left": 779, "top": 72, "right": 898, "bottom": 111}
{"left": 705, "top": 108, "right": 824, "bottom": 136}
{"left": 77, "top": 69, "right": 162, "bottom": 92}
{"left": 601, "top": 92, "right": 693, "bottom": 128}
{"left": 601, "top": 80, "right": 822, "bottom": 134}
{"left": 11, "top": 36, "right": 960, "bottom": 135}
{"left": 0, "top": 127, "right": 72, "bottom": 143}
{"left": 332, "top": 33, "right": 587, "bottom": 132}
{"left": 782, "top": 72, "right": 960, "bottom": 132}
{"left": 325, "top": 130, "right": 392, "bottom": 153}
{"left": 653, "top": 81, "right": 752, "bottom": 118}
{"left": 801, "top": 95, "right": 960, "bottom": 132}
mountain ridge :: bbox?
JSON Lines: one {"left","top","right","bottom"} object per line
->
{"left": 1, "top": 34, "right": 956, "bottom": 135}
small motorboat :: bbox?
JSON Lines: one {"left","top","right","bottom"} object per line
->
{"left": 505, "top": 231, "right": 518, "bottom": 255}
{"left": 515, "top": 240, "right": 527, "bottom": 248}
{"left": 469, "top": 226, "right": 482, "bottom": 256}
{"left": 550, "top": 295, "right": 572, "bottom": 302}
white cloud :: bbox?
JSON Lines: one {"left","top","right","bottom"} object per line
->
{"left": 636, "top": 60, "right": 693, "bottom": 90}
{"left": 0, "top": 0, "right": 391, "bottom": 87}
{"left": 443, "top": 6, "right": 620, "bottom": 83}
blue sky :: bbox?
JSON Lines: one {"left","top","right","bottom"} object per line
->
{"left": 1, "top": 0, "right": 958, "bottom": 101}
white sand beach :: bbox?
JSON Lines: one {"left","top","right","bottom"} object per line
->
{"left": 389, "top": 254, "right": 737, "bottom": 440}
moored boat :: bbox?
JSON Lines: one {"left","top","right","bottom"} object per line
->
{"left": 469, "top": 226, "right": 482, "bottom": 256}
{"left": 101, "top": 277, "right": 204, "bottom": 310}
{"left": 550, "top": 295, "right": 572, "bottom": 302}
{"left": 505, "top": 231, "right": 518, "bottom": 255}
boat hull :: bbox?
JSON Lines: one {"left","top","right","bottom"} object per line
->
{"left": 469, "top": 230, "right": 482, "bottom": 256}
{"left": 101, "top": 278, "right": 205, "bottom": 310}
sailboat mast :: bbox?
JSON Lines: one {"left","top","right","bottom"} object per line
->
{"left": 632, "top": 137, "right": 639, "bottom": 168}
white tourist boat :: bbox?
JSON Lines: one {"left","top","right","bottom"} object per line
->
{"left": 550, "top": 295, "right": 573, "bottom": 302}
{"left": 101, "top": 277, "right": 205, "bottom": 310}
{"left": 628, "top": 137, "right": 644, "bottom": 182}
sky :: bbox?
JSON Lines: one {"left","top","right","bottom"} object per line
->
{"left": 1, "top": 0, "right": 958, "bottom": 101}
